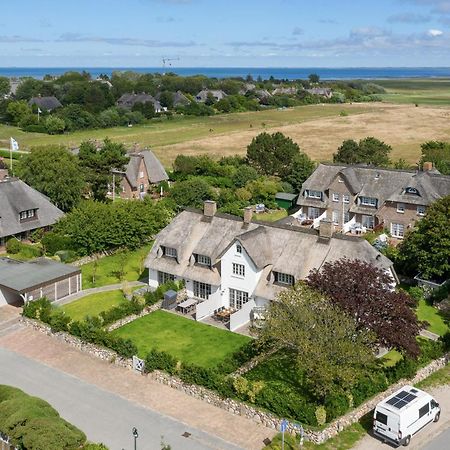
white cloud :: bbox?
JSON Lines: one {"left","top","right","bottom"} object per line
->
{"left": 427, "top": 28, "right": 444, "bottom": 35}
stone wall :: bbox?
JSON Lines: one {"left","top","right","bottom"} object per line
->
{"left": 107, "top": 301, "right": 162, "bottom": 331}
{"left": 71, "top": 250, "right": 116, "bottom": 267}
{"left": 20, "top": 315, "right": 449, "bottom": 444}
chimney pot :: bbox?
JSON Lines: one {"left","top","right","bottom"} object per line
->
{"left": 319, "top": 219, "right": 333, "bottom": 240}
{"left": 203, "top": 200, "right": 217, "bottom": 217}
{"left": 423, "top": 161, "right": 433, "bottom": 171}
{"left": 243, "top": 206, "right": 253, "bottom": 225}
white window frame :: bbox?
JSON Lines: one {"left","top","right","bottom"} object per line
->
{"left": 344, "top": 211, "right": 350, "bottom": 223}
{"left": 196, "top": 254, "right": 211, "bottom": 266}
{"left": 397, "top": 203, "right": 405, "bottom": 214}
{"left": 19, "top": 211, "right": 27, "bottom": 220}
{"left": 391, "top": 223, "right": 405, "bottom": 238}
{"left": 343, "top": 194, "right": 350, "bottom": 204}
{"left": 307, "top": 190, "right": 322, "bottom": 199}
{"left": 332, "top": 193, "right": 339, "bottom": 202}
{"left": 332, "top": 210, "right": 339, "bottom": 225}
{"left": 236, "top": 243, "right": 242, "bottom": 254}
{"left": 417, "top": 205, "right": 426, "bottom": 216}
{"left": 308, "top": 207, "right": 321, "bottom": 220}
{"left": 229, "top": 288, "right": 249, "bottom": 310}
{"left": 360, "top": 196, "right": 377, "bottom": 207}
{"left": 275, "top": 272, "right": 294, "bottom": 286}
{"left": 164, "top": 246, "right": 177, "bottom": 258}
{"left": 362, "top": 215, "right": 375, "bottom": 229}
{"left": 27, "top": 209, "right": 35, "bottom": 218}
{"left": 193, "top": 281, "right": 212, "bottom": 300}
{"left": 158, "top": 271, "right": 175, "bottom": 284}
{"left": 232, "top": 263, "right": 245, "bottom": 277}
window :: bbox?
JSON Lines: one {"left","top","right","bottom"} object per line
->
{"left": 193, "top": 281, "right": 211, "bottom": 300}
{"left": 344, "top": 211, "right": 350, "bottom": 223}
{"left": 19, "top": 209, "right": 35, "bottom": 220}
{"left": 232, "top": 263, "right": 245, "bottom": 277}
{"left": 362, "top": 215, "right": 374, "bottom": 229}
{"left": 417, "top": 205, "right": 426, "bottom": 216}
{"left": 139, "top": 183, "right": 145, "bottom": 193}
{"left": 360, "top": 197, "right": 377, "bottom": 207}
{"left": 195, "top": 254, "right": 211, "bottom": 266}
{"left": 229, "top": 288, "right": 249, "bottom": 310}
{"left": 391, "top": 223, "right": 405, "bottom": 238}
{"left": 236, "top": 243, "right": 242, "bottom": 254}
{"left": 308, "top": 207, "right": 321, "bottom": 220}
{"left": 375, "top": 411, "right": 388, "bottom": 426}
{"left": 397, "top": 203, "right": 405, "bottom": 213}
{"left": 163, "top": 246, "right": 177, "bottom": 258}
{"left": 343, "top": 194, "right": 350, "bottom": 204}
{"left": 275, "top": 272, "right": 294, "bottom": 286}
{"left": 332, "top": 193, "right": 339, "bottom": 202}
{"left": 307, "top": 190, "right": 322, "bottom": 199}
{"left": 419, "top": 403, "right": 430, "bottom": 418}
{"left": 158, "top": 271, "right": 175, "bottom": 284}
{"left": 405, "top": 187, "right": 419, "bottom": 195}
{"left": 332, "top": 210, "right": 339, "bottom": 224}
{"left": 139, "top": 171, "right": 144, "bottom": 179}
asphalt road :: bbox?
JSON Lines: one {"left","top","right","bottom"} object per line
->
{"left": 0, "top": 348, "right": 243, "bottom": 450}
{"left": 423, "top": 426, "right": 450, "bottom": 450}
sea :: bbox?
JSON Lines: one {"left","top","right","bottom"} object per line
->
{"left": 1, "top": 67, "right": 450, "bottom": 80}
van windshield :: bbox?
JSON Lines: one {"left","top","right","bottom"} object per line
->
{"left": 376, "top": 411, "right": 388, "bottom": 425}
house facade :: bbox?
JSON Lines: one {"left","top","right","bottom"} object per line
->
{"left": 0, "top": 177, "right": 64, "bottom": 246}
{"left": 117, "top": 150, "right": 169, "bottom": 199}
{"left": 146, "top": 201, "right": 395, "bottom": 331}
{"left": 296, "top": 163, "right": 450, "bottom": 238}
{"left": 117, "top": 93, "right": 163, "bottom": 113}
{"left": 195, "top": 90, "right": 227, "bottom": 102}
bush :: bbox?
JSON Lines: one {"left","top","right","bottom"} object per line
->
{"left": 99, "top": 299, "right": 145, "bottom": 326}
{"left": 315, "top": 406, "right": 327, "bottom": 426}
{"left": 22, "top": 297, "right": 53, "bottom": 322}
{"left": 324, "top": 392, "right": 350, "bottom": 420}
{"left": 6, "top": 238, "right": 22, "bottom": 254}
{"left": 351, "top": 372, "right": 388, "bottom": 406}
{"left": 145, "top": 349, "right": 178, "bottom": 375}
{"left": 22, "top": 124, "right": 48, "bottom": 133}
{"left": 49, "top": 310, "right": 71, "bottom": 333}
{"left": 440, "top": 332, "right": 450, "bottom": 352}
{"left": 42, "top": 232, "right": 74, "bottom": 255}
{"left": 45, "top": 115, "right": 66, "bottom": 134}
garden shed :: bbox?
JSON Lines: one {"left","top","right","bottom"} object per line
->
{"left": 275, "top": 192, "right": 298, "bottom": 210}
{"left": 0, "top": 257, "right": 81, "bottom": 306}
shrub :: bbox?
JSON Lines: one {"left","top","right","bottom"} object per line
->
{"left": 42, "top": 232, "right": 74, "bottom": 255}
{"left": 441, "top": 332, "right": 450, "bottom": 352}
{"left": 49, "top": 310, "right": 71, "bottom": 333}
{"left": 351, "top": 372, "right": 388, "bottom": 406}
{"left": 384, "top": 357, "right": 418, "bottom": 384}
{"left": 315, "top": 406, "right": 327, "bottom": 426}
{"left": 99, "top": 299, "right": 145, "bottom": 326}
{"left": 324, "top": 392, "right": 350, "bottom": 420}
{"left": 145, "top": 349, "right": 178, "bottom": 375}
{"left": 6, "top": 238, "right": 22, "bottom": 254}
{"left": 22, "top": 297, "right": 53, "bottom": 322}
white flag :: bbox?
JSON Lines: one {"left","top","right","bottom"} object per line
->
{"left": 10, "top": 137, "right": 19, "bottom": 152}
{"left": 37, "top": 107, "right": 42, "bottom": 114}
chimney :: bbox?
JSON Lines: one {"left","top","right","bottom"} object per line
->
{"left": 319, "top": 219, "right": 333, "bottom": 240}
{"left": 243, "top": 206, "right": 253, "bottom": 225}
{"left": 203, "top": 200, "right": 217, "bottom": 217}
{"left": 423, "top": 161, "right": 433, "bottom": 172}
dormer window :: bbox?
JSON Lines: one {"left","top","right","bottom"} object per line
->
{"left": 236, "top": 243, "right": 242, "bottom": 254}
{"left": 417, "top": 205, "right": 426, "bottom": 216}
{"left": 163, "top": 246, "right": 177, "bottom": 258}
{"left": 405, "top": 187, "right": 420, "bottom": 196}
{"left": 360, "top": 196, "right": 377, "bottom": 207}
{"left": 307, "top": 190, "right": 322, "bottom": 199}
{"left": 19, "top": 209, "right": 36, "bottom": 221}
{"left": 274, "top": 272, "right": 295, "bottom": 286}
{"left": 195, "top": 254, "right": 211, "bottom": 267}
{"left": 332, "top": 193, "right": 339, "bottom": 202}
{"left": 397, "top": 203, "right": 405, "bottom": 214}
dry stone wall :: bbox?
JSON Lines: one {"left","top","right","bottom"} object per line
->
{"left": 20, "top": 316, "right": 449, "bottom": 444}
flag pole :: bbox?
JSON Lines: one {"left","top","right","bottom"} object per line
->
{"left": 9, "top": 137, "right": 13, "bottom": 175}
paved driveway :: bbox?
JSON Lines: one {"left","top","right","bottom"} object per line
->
{"left": 0, "top": 347, "right": 244, "bottom": 450}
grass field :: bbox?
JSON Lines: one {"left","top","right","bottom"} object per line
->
{"left": 416, "top": 299, "right": 448, "bottom": 336}
{"left": 59, "top": 290, "right": 127, "bottom": 321}
{"left": 112, "top": 310, "right": 251, "bottom": 367}
{"left": 81, "top": 244, "right": 151, "bottom": 289}
{"left": 416, "top": 363, "right": 450, "bottom": 389}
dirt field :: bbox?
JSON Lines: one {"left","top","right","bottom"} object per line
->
{"left": 153, "top": 103, "right": 450, "bottom": 166}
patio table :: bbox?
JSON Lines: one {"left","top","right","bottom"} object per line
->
{"left": 177, "top": 298, "right": 197, "bottom": 314}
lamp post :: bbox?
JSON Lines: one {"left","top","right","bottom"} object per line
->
{"left": 132, "top": 427, "right": 139, "bottom": 450}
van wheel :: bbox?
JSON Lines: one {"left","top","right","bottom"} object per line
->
{"left": 434, "top": 412, "right": 440, "bottom": 422}
{"left": 403, "top": 435, "right": 411, "bottom": 446}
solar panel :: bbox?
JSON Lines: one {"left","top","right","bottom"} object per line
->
{"left": 386, "top": 391, "right": 417, "bottom": 409}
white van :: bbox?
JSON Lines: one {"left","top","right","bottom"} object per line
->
{"left": 373, "top": 385, "right": 440, "bottom": 447}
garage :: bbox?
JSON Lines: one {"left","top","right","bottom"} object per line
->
{"left": 0, "top": 257, "right": 81, "bottom": 306}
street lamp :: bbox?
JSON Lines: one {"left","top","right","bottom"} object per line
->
{"left": 132, "top": 427, "right": 139, "bottom": 450}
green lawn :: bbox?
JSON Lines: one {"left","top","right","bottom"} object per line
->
{"left": 381, "top": 349, "right": 403, "bottom": 367}
{"left": 416, "top": 363, "right": 450, "bottom": 389}
{"left": 112, "top": 310, "right": 251, "bottom": 367}
{"left": 253, "top": 209, "right": 288, "bottom": 223}
{"left": 416, "top": 299, "right": 448, "bottom": 336}
{"left": 59, "top": 290, "right": 128, "bottom": 321}
{"left": 81, "top": 244, "right": 151, "bottom": 289}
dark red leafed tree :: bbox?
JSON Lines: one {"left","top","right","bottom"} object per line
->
{"left": 307, "top": 258, "right": 423, "bottom": 357}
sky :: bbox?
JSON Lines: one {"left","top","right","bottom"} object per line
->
{"left": 2, "top": 0, "right": 450, "bottom": 67}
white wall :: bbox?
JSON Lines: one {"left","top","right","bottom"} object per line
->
{"left": 148, "top": 268, "right": 159, "bottom": 288}
{"left": 229, "top": 299, "right": 256, "bottom": 331}
{"left": 220, "top": 241, "right": 262, "bottom": 308}
{"left": 196, "top": 289, "right": 223, "bottom": 319}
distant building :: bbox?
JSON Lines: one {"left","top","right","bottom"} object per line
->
{"left": 296, "top": 163, "right": 450, "bottom": 238}
{"left": 195, "top": 89, "right": 227, "bottom": 103}
{"left": 115, "top": 150, "right": 169, "bottom": 200}
{"left": 155, "top": 90, "right": 190, "bottom": 109}
{"left": 305, "top": 87, "right": 333, "bottom": 99}
{"left": 238, "top": 83, "right": 256, "bottom": 95}
{"left": 271, "top": 86, "right": 298, "bottom": 96}
{"left": 117, "top": 93, "right": 163, "bottom": 113}
{"left": 0, "top": 178, "right": 64, "bottom": 246}
{"left": 28, "top": 96, "right": 62, "bottom": 112}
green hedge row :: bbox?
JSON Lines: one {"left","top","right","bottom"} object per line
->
{"left": 0, "top": 385, "right": 107, "bottom": 450}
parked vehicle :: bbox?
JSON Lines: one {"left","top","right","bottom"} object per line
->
{"left": 373, "top": 385, "right": 440, "bottom": 447}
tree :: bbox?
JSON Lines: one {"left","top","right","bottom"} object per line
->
{"left": 308, "top": 73, "right": 320, "bottom": 83}
{"left": 231, "top": 165, "right": 259, "bottom": 188}
{"left": 307, "top": 258, "right": 422, "bottom": 357}
{"left": 0, "top": 76, "right": 10, "bottom": 97}
{"left": 258, "top": 283, "right": 376, "bottom": 397}
{"left": 286, "top": 152, "right": 316, "bottom": 193}
{"left": 170, "top": 178, "right": 216, "bottom": 209}
{"left": 6, "top": 100, "right": 32, "bottom": 125}
{"left": 246, "top": 132, "right": 300, "bottom": 179}
{"left": 398, "top": 195, "right": 450, "bottom": 282}
{"left": 45, "top": 116, "right": 66, "bottom": 134}
{"left": 420, "top": 141, "right": 450, "bottom": 175}
{"left": 333, "top": 137, "right": 391, "bottom": 167}
{"left": 131, "top": 101, "right": 155, "bottom": 119}
{"left": 16, "top": 146, "right": 85, "bottom": 211}
{"left": 78, "top": 138, "right": 128, "bottom": 201}
{"left": 158, "top": 91, "right": 174, "bottom": 109}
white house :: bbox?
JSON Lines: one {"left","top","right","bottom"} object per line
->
{"left": 146, "top": 201, "right": 396, "bottom": 331}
